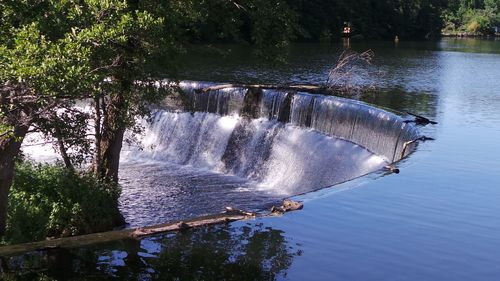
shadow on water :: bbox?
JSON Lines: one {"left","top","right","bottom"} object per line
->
{"left": 1, "top": 223, "right": 300, "bottom": 280}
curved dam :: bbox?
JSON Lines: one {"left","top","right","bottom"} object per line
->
{"left": 119, "top": 81, "right": 419, "bottom": 227}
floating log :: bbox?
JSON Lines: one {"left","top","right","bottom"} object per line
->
{"left": 131, "top": 216, "right": 246, "bottom": 238}
{"left": 224, "top": 206, "right": 257, "bottom": 217}
{"left": 0, "top": 212, "right": 254, "bottom": 256}
{"left": 0, "top": 200, "right": 302, "bottom": 256}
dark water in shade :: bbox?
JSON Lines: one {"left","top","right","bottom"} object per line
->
{"left": 3, "top": 38, "right": 500, "bottom": 281}
{"left": 0, "top": 223, "right": 300, "bottom": 280}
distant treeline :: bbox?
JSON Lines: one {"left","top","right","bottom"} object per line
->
{"left": 160, "top": 0, "right": 498, "bottom": 49}
{"left": 285, "top": 0, "right": 448, "bottom": 40}
{"left": 160, "top": 0, "right": 447, "bottom": 43}
{"left": 443, "top": 0, "right": 500, "bottom": 35}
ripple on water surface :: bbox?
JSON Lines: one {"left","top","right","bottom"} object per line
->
{"left": 119, "top": 160, "right": 281, "bottom": 228}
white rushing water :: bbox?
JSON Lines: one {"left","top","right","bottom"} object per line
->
{"left": 119, "top": 110, "right": 388, "bottom": 226}
{"left": 22, "top": 82, "right": 418, "bottom": 227}
{"left": 181, "top": 82, "right": 420, "bottom": 162}
{"left": 123, "top": 111, "right": 387, "bottom": 196}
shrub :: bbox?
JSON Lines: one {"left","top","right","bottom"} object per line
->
{"left": 2, "top": 161, "right": 124, "bottom": 244}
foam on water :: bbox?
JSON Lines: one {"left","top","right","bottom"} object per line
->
{"left": 23, "top": 82, "right": 418, "bottom": 227}
{"left": 123, "top": 111, "right": 388, "bottom": 192}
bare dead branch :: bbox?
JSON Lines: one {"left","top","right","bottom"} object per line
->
{"left": 326, "top": 49, "right": 379, "bottom": 94}
{"left": 229, "top": 0, "right": 247, "bottom": 11}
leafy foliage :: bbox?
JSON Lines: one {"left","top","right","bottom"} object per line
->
{"left": 0, "top": 272, "right": 56, "bottom": 281}
{"left": 443, "top": 0, "right": 500, "bottom": 34}
{"left": 2, "top": 161, "right": 123, "bottom": 244}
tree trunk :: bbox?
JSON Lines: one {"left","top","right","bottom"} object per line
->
{"left": 52, "top": 118, "right": 74, "bottom": 171}
{"left": 0, "top": 124, "right": 29, "bottom": 235}
{"left": 98, "top": 92, "right": 127, "bottom": 183}
{"left": 93, "top": 96, "right": 103, "bottom": 175}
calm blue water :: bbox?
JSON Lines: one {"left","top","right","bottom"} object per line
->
{"left": 279, "top": 40, "right": 500, "bottom": 281}
{"left": 2, "top": 38, "right": 500, "bottom": 280}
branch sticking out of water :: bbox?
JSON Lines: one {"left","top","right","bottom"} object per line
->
{"left": 404, "top": 111, "right": 438, "bottom": 125}
{"left": 384, "top": 165, "right": 400, "bottom": 174}
{"left": 326, "top": 50, "right": 380, "bottom": 94}
{"left": 400, "top": 135, "right": 435, "bottom": 159}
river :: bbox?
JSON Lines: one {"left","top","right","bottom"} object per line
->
{"left": 3, "top": 38, "right": 500, "bottom": 281}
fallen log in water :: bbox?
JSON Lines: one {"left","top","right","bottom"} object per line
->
{"left": 0, "top": 200, "right": 303, "bottom": 256}
{"left": 130, "top": 214, "right": 252, "bottom": 238}
{"left": 0, "top": 213, "right": 252, "bottom": 256}
{"left": 200, "top": 83, "right": 330, "bottom": 94}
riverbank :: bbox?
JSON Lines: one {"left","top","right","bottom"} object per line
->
{"left": 442, "top": 32, "right": 500, "bottom": 38}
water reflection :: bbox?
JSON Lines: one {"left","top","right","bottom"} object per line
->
{"left": 438, "top": 38, "right": 500, "bottom": 54}
{"left": 174, "top": 41, "right": 449, "bottom": 98}
{"left": 438, "top": 51, "right": 500, "bottom": 126}
{"left": 359, "top": 88, "right": 438, "bottom": 118}
{"left": 1, "top": 223, "right": 301, "bottom": 280}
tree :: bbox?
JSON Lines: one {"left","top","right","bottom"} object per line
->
{"left": 73, "top": 1, "right": 165, "bottom": 182}
{"left": 0, "top": 22, "right": 95, "bottom": 234}
{"left": 443, "top": 0, "right": 500, "bottom": 34}
{"left": 0, "top": 0, "right": 165, "bottom": 234}
{"left": 3, "top": 0, "right": 454, "bottom": 239}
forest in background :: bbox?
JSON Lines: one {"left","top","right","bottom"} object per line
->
{"left": 160, "top": 0, "right": 500, "bottom": 47}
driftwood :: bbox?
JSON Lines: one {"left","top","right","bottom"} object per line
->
{"left": 400, "top": 135, "right": 435, "bottom": 158}
{"left": 0, "top": 200, "right": 303, "bottom": 256}
{"left": 384, "top": 165, "right": 400, "bottom": 174}
{"left": 404, "top": 111, "right": 438, "bottom": 126}
{"left": 130, "top": 212, "right": 254, "bottom": 239}
{"left": 200, "top": 83, "right": 330, "bottom": 94}
{"left": 271, "top": 199, "right": 304, "bottom": 215}
{"left": 224, "top": 206, "right": 257, "bottom": 217}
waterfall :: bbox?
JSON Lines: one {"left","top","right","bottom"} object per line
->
{"left": 180, "top": 84, "right": 420, "bottom": 162}
{"left": 19, "top": 81, "right": 420, "bottom": 227}
{"left": 259, "top": 89, "right": 292, "bottom": 121}
{"left": 287, "top": 93, "right": 420, "bottom": 162}
{"left": 126, "top": 111, "right": 387, "bottom": 196}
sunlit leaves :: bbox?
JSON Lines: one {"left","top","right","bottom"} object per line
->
{"left": 444, "top": 0, "right": 500, "bottom": 34}
{"left": 3, "top": 23, "right": 94, "bottom": 99}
